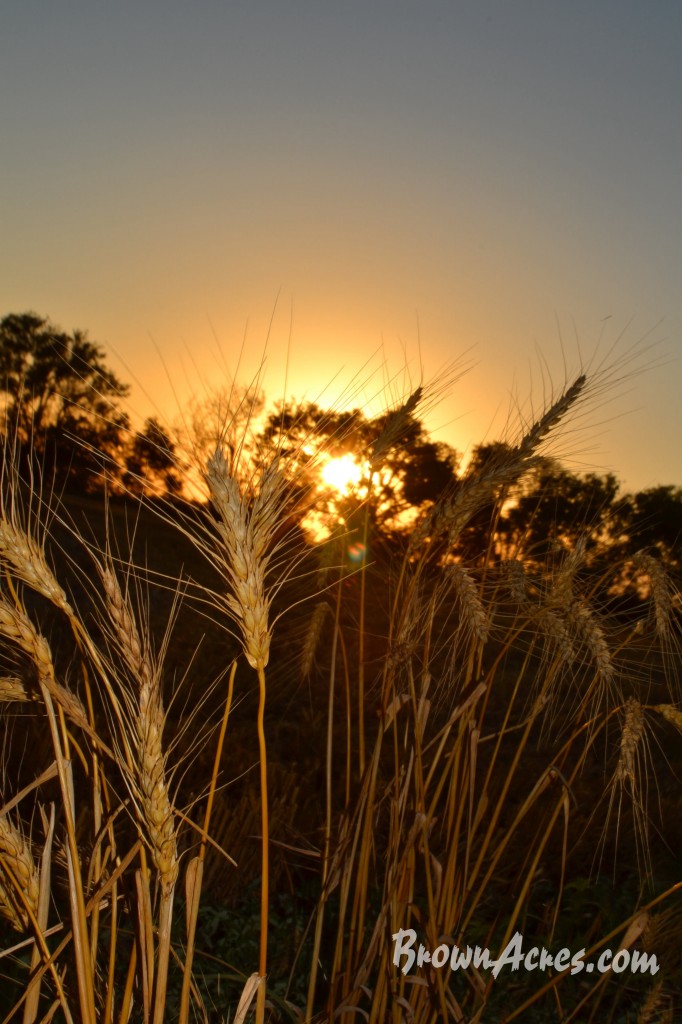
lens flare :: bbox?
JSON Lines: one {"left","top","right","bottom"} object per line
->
{"left": 347, "top": 542, "right": 367, "bottom": 563}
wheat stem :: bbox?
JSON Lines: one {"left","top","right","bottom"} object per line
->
{"left": 255, "top": 662, "right": 269, "bottom": 1024}
{"left": 179, "top": 660, "right": 237, "bottom": 1024}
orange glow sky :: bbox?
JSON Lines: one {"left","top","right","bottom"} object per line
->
{"left": 2, "top": 3, "right": 681, "bottom": 491}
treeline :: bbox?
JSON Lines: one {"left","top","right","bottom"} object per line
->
{"left": 0, "top": 312, "right": 181, "bottom": 496}
{"left": 2, "top": 311, "right": 680, "bottom": 574}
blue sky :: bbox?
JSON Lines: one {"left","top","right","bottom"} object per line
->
{"left": 2, "top": 1, "right": 681, "bottom": 490}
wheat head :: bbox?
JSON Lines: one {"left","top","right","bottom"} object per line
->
{"left": 0, "top": 595, "right": 90, "bottom": 730}
{"left": 206, "top": 449, "right": 291, "bottom": 670}
{"left": 100, "top": 565, "right": 178, "bottom": 895}
{"left": 0, "top": 519, "right": 73, "bottom": 616}
{"left": 0, "top": 812, "right": 40, "bottom": 931}
{"left": 615, "top": 698, "right": 645, "bottom": 784}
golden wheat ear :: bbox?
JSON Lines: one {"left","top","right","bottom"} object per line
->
{"left": 369, "top": 385, "right": 423, "bottom": 468}
{"left": 444, "top": 562, "right": 491, "bottom": 643}
{"left": 0, "top": 431, "right": 75, "bottom": 618}
{"left": 0, "top": 675, "right": 30, "bottom": 702}
{"left": 0, "top": 594, "right": 93, "bottom": 736}
{"left": 98, "top": 560, "right": 179, "bottom": 894}
{"left": 653, "top": 703, "right": 682, "bottom": 731}
{"left": 0, "top": 518, "right": 73, "bottom": 615}
{"left": 516, "top": 374, "right": 587, "bottom": 458}
{"left": 418, "top": 373, "right": 590, "bottom": 549}
{"left": 615, "top": 697, "right": 646, "bottom": 784}
{"left": 205, "top": 448, "right": 294, "bottom": 669}
{"left": 0, "top": 811, "right": 40, "bottom": 931}
{"left": 633, "top": 551, "right": 675, "bottom": 641}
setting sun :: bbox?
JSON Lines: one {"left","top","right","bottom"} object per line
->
{"left": 320, "top": 453, "right": 364, "bottom": 494}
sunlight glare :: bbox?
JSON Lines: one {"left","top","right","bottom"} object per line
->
{"left": 321, "top": 453, "right": 363, "bottom": 494}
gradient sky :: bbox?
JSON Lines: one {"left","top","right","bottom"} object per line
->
{"left": 2, "top": 1, "right": 681, "bottom": 491}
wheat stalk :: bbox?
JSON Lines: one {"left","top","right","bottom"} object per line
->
{"left": 535, "top": 606, "right": 575, "bottom": 665}
{"left": 636, "top": 980, "right": 669, "bottom": 1024}
{"left": 551, "top": 536, "right": 587, "bottom": 606}
{"left": 0, "top": 675, "right": 30, "bottom": 702}
{"left": 615, "top": 698, "right": 645, "bottom": 784}
{"left": 100, "top": 567, "right": 150, "bottom": 681}
{"left": 137, "top": 675, "right": 178, "bottom": 895}
{"left": 653, "top": 704, "right": 682, "bottom": 731}
{"left": 634, "top": 552, "right": 674, "bottom": 641}
{"left": 99, "top": 561, "right": 178, "bottom": 1024}
{"left": 0, "top": 519, "right": 73, "bottom": 616}
{"left": 444, "top": 562, "right": 490, "bottom": 642}
{"left": 0, "top": 595, "right": 55, "bottom": 677}
{"left": 204, "top": 448, "right": 297, "bottom": 1023}
{"left": 516, "top": 374, "right": 587, "bottom": 458}
{"left": 206, "top": 449, "right": 290, "bottom": 670}
{"left": 301, "top": 601, "right": 329, "bottom": 679}
{"left": 0, "top": 587, "right": 96, "bottom": 1022}
{"left": 100, "top": 566, "right": 178, "bottom": 895}
{"left": 369, "top": 385, "right": 423, "bottom": 468}
{"left": 502, "top": 558, "right": 528, "bottom": 603}
{"left": 0, "top": 812, "right": 40, "bottom": 931}
{"left": 416, "top": 374, "right": 588, "bottom": 550}
{"left": 0, "top": 594, "right": 92, "bottom": 732}
{"left": 567, "top": 597, "right": 615, "bottom": 689}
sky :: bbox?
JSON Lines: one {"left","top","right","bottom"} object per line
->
{"left": 2, "top": 1, "right": 681, "bottom": 492}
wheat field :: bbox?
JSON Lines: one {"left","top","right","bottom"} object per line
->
{"left": 0, "top": 359, "right": 680, "bottom": 1023}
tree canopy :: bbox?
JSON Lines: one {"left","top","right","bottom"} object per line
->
{"left": 0, "top": 312, "right": 188, "bottom": 497}
{"left": 123, "top": 417, "right": 183, "bottom": 497}
{"left": 1, "top": 311, "right": 679, "bottom": 575}
{"left": 0, "top": 312, "right": 130, "bottom": 490}
{"left": 259, "top": 397, "right": 459, "bottom": 532}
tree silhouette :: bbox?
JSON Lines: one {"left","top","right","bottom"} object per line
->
{"left": 501, "top": 459, "right": 621, "bottom": 563}
{"left": 174, "top": 382, "right": 265, "bottom": 497}
{"left": 617, "top": 484, "right": 682, "bottom": 568}
{"left": 0, "top": 312, "right": 130, "bottom": 491}
{"left": 259, "top": 398, "right": 458, "bottom": 537}
{"left": 124, "top": 417, "right": 182, "bottom": 497}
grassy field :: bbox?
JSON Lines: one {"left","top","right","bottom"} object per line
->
{"left": 0, "top": 367, "right": 681, "bottom": 1023}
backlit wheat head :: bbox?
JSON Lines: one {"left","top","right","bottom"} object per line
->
{"left": 0, "top": 812, "right": 40, "bottom": 932}
{"left": 100, "top": 564, "right": 178, "bottom": 894}
{"left": 0, "top": 593, "right": 90, "bottom": 731}
{"left": 411, "top": 373, "right": 588, "bottom": 552}
{"left": 206, "top": 448, "right": 292, "bottom": 670}
{"left": 0, "top": 519, "right": 72, "bottom": 616}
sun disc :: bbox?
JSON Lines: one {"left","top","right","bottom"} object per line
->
{"left": 321, "top": 453, "right": 362, "bottom": 494}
